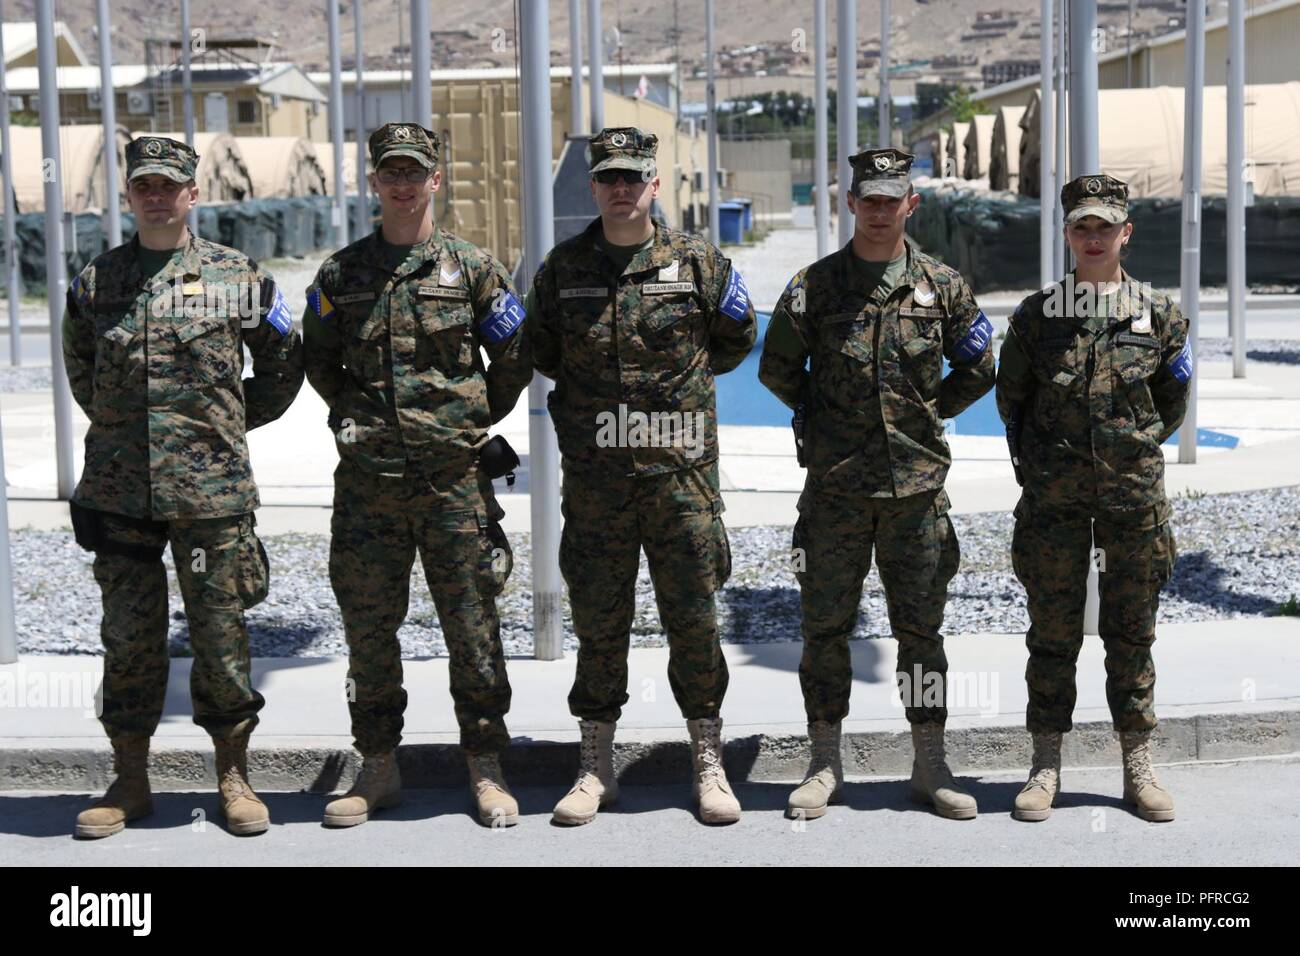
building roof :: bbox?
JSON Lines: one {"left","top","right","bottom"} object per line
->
{"left": 1, "top": 20, "right": 90, "bottom": 69}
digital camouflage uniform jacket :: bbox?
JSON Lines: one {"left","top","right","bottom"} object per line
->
{"left": 995, "top": 271, "right": 1192, "bottom": 513}
{"left": 759, "top": 235, "right": 995, "bottom": 497}
{"left": 62, "top": 233, "right": 303, "bottom": 520}
{"left": 302, "top": 226, "right": 532, "bottom": 476}
{"left": 530, "top": 217, "right": 757, "bottom": 477}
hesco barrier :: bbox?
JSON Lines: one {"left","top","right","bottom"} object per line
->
{"left": 909, "top": 185, "right": 1300, "bottom": 292}
{"left": 5, "top": 196, "right": 376, "bottom": 292}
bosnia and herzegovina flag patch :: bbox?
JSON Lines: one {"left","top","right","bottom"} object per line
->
{"left": 307, "top": 286, "right": 334, "bottom": 321}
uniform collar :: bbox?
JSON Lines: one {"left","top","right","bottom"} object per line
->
{"left": 834, "top": 233, "right": 932, "bottom": 299}
{"left": 129, "top": 230, "right": 203, "bottom": 287}
{"left": 583, "top": 216, "right": 675, "bottom": 276}
{"left": 366, "top": 223, "right": 445, "bottom": 277}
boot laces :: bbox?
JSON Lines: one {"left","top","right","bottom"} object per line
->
{"left": 1123, "top": 738, "right": 1156, "bottom": 789}
{"left": 696, "top": 735, "right": 724, "bottom": 784}
{"left": 221, "top": 762, "right": 249, "bottom": 799}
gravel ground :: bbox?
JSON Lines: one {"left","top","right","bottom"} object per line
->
{"left": 13, "top": 485, "right": 1300, "bottom": 657}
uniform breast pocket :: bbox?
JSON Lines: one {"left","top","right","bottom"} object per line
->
{"left": 93, "top": 323, "right": 136, "bottom": 394}
{"left": 1113, "top": 342, "right": 1161, "bottom": 423}
{"left": 1033, "top": 334, "right": 1081, "bottom": 392}
{"left": 416, "top": 304, "right": 474, "bottom": 374}
{"left": 343, "top": 314, "right": 388, "bottom": 388}
{"left": 899, "top": 309, "right": 943, "bottom": 396}
{"left": 640, "top": 296, "right": 700, "bottom": 364}
{"left": 176, "top": 315, "right": 240, "bottom": 387}
{"left": 820, "top": 312, "right": 873, "bottom": 370}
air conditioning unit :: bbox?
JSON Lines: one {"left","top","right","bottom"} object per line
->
{"left": 127, "top": 91, "right": 152, "bottom": 114}
{"left": 87, "top": 89, "right": 101, "bottom": 108}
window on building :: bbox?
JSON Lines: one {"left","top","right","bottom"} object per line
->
{"left": 237, "top": 99, "right": 258, "bottom": 124}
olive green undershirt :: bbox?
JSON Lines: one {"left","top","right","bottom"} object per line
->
{"left": 135, "top": 244, "right": 182, "bottom": 280}
{"left": 850, "top": 249, "right": 907, "bottom": 304}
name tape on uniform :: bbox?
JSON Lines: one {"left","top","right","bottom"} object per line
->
{"left": 642, "top": 281, "right": 695, "bottom": 295}
{"left": 559, "top": 287, "right": 607, "bottom": 299}
{"left": 418, "top": 284, "right": 471, "bottom": 301}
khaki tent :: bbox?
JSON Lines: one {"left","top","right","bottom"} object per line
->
{"left": 151, "top": 132, "right": 254, "bottom": 202}
{"left": 962, "top": 113, "right": 997, "bottom": 180}
{"left": 989, "top": 106, "right": 1025, "bottom": 193}
{"left": 7, "top": 124, "right": 131, "bottom": 214}
{"left": 1018, "top": 83, "right": 1300, "bottom": 198}
{"left": 313, "top": 142, "right": 362, "bottom": 195}
{"left": 946, "top": 122, "right": 970, "bottom": 181}
{"left": 234, "top": 136, "right": 326, "bottom": 197}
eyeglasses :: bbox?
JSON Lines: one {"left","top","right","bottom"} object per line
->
{"left": 375, "top": 166, "right": 432, "bottom": 185}
{"left": 592, "top": 169, "right": 647, "bottom": 186}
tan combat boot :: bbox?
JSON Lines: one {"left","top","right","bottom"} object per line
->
{"left": 908, "top": 723, "right": 978, "bottom": 820}
{"left": 467, "top": 752, "right": 519, "bottom": 827}
{"left": 786, "top": 721, "right": 843, "bottom": 820}
{"left": 1013, "top": 732, "right": 1062, "bottom": 822}
{"left": 687, "top": 717, "right": 742, "bottom": 825}
{"left": 323, "top": 751, "right": 402, "bottom": 827}
{"left": 213, "top": 736, "right": 270, "bottom": 835}
{"left": 74, "top": 736, "right": 154, "bottom": 839}
{"left": 1120, "top": 730, "right": 1175, "bottom": 822}
{"left": 552, "top": 720, "right": 619, "bottom": 826}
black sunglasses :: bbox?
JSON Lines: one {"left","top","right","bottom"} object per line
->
{"left": 592, "top": 169, "right": 646, "bottom": 186}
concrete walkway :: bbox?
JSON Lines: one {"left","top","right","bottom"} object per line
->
{"left": 3, "top": 618, "right": 1296, "bottom": 790}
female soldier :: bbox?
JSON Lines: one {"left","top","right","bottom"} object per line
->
{"left": 995, "top": 174, "right": 1192, "bottom": 822}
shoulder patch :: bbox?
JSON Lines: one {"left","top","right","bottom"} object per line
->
{"left": 307, "top": 286, "right": 334, "bottom": 321}
{"left": 1169, "top": 341, "right": 1194, "bottom": 383}
{"left": 481, "top": 289, "right": 525, "bottom": 343}
{"left": 953, "top": 310, "right": 994, "bottom": 364}
{"left": 70, "top": 273, "right": 91, "bottom": 308}
{"left": 265, "top": 285, "right": 292, "bottom": 336}
{"left": 718, "top": 266, "right": 751, "bottom": 323}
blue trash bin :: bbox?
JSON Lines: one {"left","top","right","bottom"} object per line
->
{"left": 718, "top": 201, "right": 744, "bottom": 244}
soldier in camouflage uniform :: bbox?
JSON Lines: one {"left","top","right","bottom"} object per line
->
{"left": 62, "top": 136, "right": 304, "bottom": 838}
{"left": 996, "top": 174, "right": 1190, "bottom": 823}
{"left": 759, "top": 148, "right": 995, "bottom": 821}
{"left": 528, "top": 127, "right": 757, "bottom": 826}
{"left": 303, "top": 123, "right": 532, "bottom": 828}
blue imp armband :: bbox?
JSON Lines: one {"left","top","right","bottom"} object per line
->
{"left": 718, "top": 267, "right": 751, "bottom": 322}
{"left": 480, "top": 289, "right": 524, "bottom": 343}
{"left": 953, "top": 311, "right": 993, "bottom": 364}
{"left": 264, "top": 285, "right": 292, "bottom": 336}
{"left": 1169, "top": 341, "right": 1193, "bottom": 383}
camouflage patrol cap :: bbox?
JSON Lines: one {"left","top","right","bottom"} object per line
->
{"left": 849, "top": 147, "right": 914, "bottom": 199}
{"left": 369, "top": 123, "right": 440, "bottom": 169}
{"left": 1061, "top": 173, "right": 1129, "bottom": 224}
{"left": 588, "top": 127, "right": 658, "bottom": 175}
{"left": 126, "top": 136, "right": 198, "bottom": 183}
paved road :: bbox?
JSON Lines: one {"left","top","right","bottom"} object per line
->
{"left": 3, "top": 757, "right": 1296, "bottom": 866}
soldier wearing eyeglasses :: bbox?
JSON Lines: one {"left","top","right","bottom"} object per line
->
{"left": 526, "top": 126, "right": 757, "bottom": 827}
{"left": 302, "top": 123, "right": 533, "bottom": 828}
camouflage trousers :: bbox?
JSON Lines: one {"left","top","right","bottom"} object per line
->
{"left": 1011, "top": 497, "right": 1177, "bottom": 734}
{"left": 793, "top": 486, "right": 960, "bottom": 726}
{"left": 330, "top": 460, "right": 513, "bottom": 755}
{"left": 92, "top": 512, "right": 267, "bottom": 741}
{"left": 560, "top": 462, "right": 732, "bottom": 722}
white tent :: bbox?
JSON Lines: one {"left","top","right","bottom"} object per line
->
{"left": 234, "top": 136, "right": 327, "bottom": 197}
{"left": 151, "top": 132, "right": 254, "bottom": 202}
{"left": 946, "top": 121, "right": 970, "bottom": 181}
{"left": 7, "top": 124, "right": 131, "bottom": 214}
{"left": 962, "top": 113, "right": 997, "bottom": 180}
{"left": 989, "top": 105, "right": 1026, "bottom": 193}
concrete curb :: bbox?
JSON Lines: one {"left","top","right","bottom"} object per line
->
{"left": 3, "top": 708, "right": 1296, "bottom": 792}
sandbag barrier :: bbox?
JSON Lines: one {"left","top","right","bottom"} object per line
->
{"left": 4, "top": 196, "right": 379, "bottom": 292}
